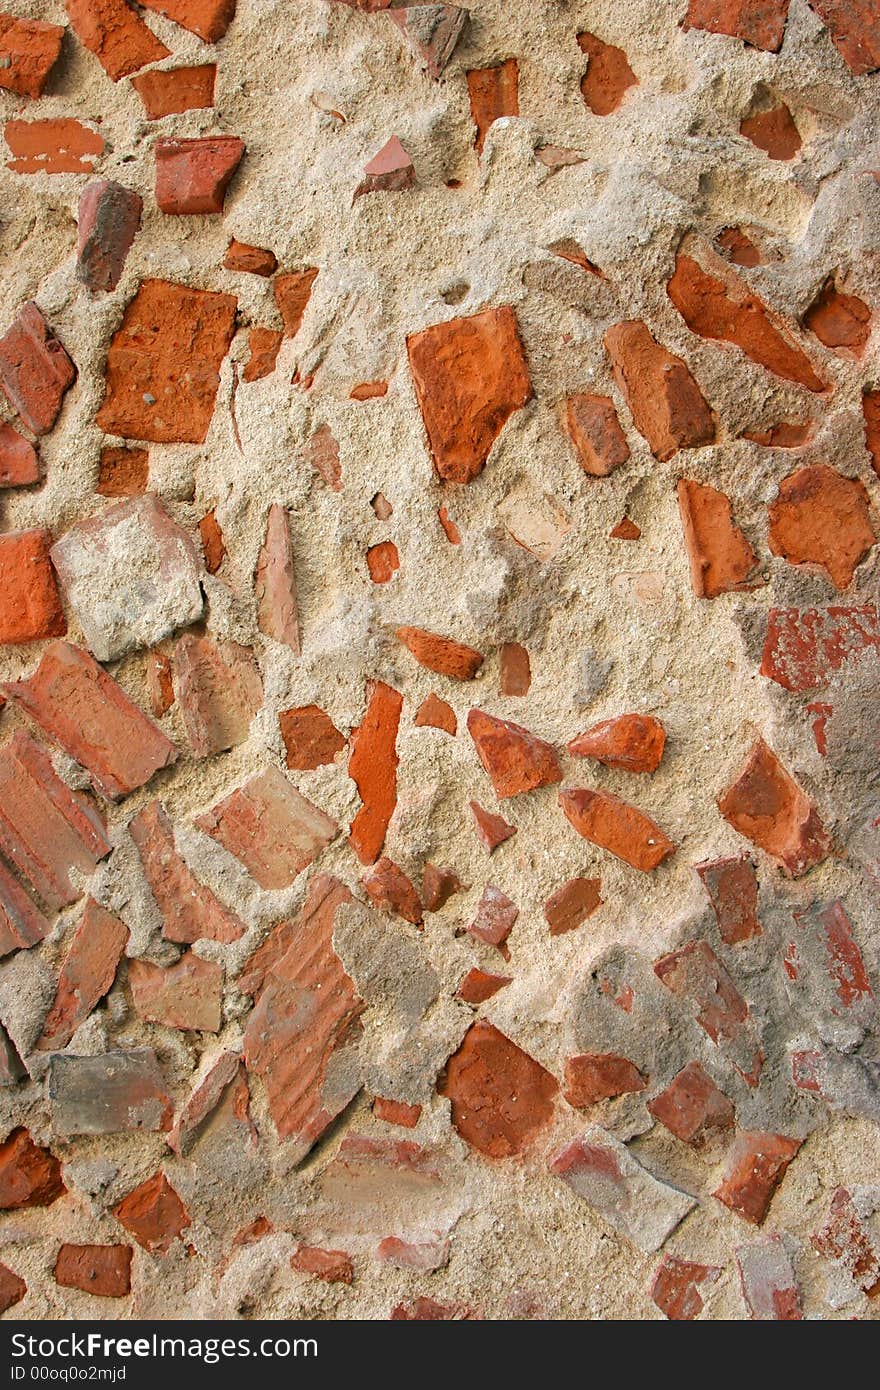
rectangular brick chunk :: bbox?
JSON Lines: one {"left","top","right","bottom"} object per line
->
{"left": 655, "top": 940, "right": 763, "bottom": 1086}
{"left": 129, "top": 951, "right": 223, "bottom": 1032}
{"left": 713, "top": 1131, "right": 801, "bottom": 1224}
{"left": 647, "top": 1060, "right": 735, "bottom": 1146}
{"left": 760, "top": 604, "right": 880, "bottom": 692}
{"left": 0, "top": 423, "right": 39, "bottom": 487}
{"left": 604, "top": 320, "right": 715, "bottom": 461}
{"left": 5, "top": 119, "right": 103, "bottom": 176}
{"left": 0, "top": 303, "right": 76, "bottom": 436}
{"left": 137, "top": 0, "right": 235, "bottom": 43}
{"left": 47, "top": 1049, "right": 172, "bottom": 1136}
{"left": 172, "top": 633, "right": 263, "bottom": 757}
{"left": 696, "top": 855, "right": 761, "bottom": 944}
{"left": 544, "top": 877, "right": 602, "bottom": 934}
{"left": 784, "top": 898, "right": 876, "bottom": 1052}
{"left": 54, "top": 1243, "right": 132, "bottom": 1298}
{"left": 38, "top": 898, "right": 128, "bottom": 1050}
{"left": 2, "top": 641, "right": 177, "bottom": 801}
{"left": 65, "top": 0, "right": 170, "bottom": 81}
{"left": 0, "top": 15, "right": 64, "bottom": 96}
{"left": 466, "top": 58, "right": 518, "bottom": 152}
{"left": 718, "top": 737, "right": 830, "bottom": 878}
{"left": 650, "top": 1254, "right": 720, "bottom": 1320}
{"left": 130, "top": 800, "right": 246, "bottom": 944}
{"left": 0, "top": 858, "right": 49, "bottom": 958}
{"left": 131, "top": 64, "right": 216, "bottom": 119}
{"left": 195, "top": 766, "right": 338, "bottom": 889}
{"left": 682, "top": 0, "right": 790, "bottom": 52}
{"left": 0, "top": 529, "right": 65, "bottom": 645}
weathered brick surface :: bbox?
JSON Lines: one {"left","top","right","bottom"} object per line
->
{"left": 0, "top": 303, "right": 76, "bottom": 435}
{"left": 54, "top": 1244, "right": 132, "bottom": 1298}
{"left": 130, "top": 800, "right": 246, "bottom": 944}
{"left": 195, "top": 767, "right": 338, "bottom": 889}
{"left": 38, "top": 899, "right": 127, "bottom": 1050}
{"left": 0, "top": 14, "right": 64, "bottom": 96}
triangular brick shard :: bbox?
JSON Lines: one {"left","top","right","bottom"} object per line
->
{"left": 354, "top": 137, "right": 415, "bottom": 198}
{"left": 467, "top": 708, "right": 561, "bottom": 798}
{"left": 718, "top": 738, "right": 830, "bottom": 877}
{"left": 389, "top": 5, "right": 467, "bottom": 78}
{"left": 130, "top": 801, "right": 246, "bottom": 944}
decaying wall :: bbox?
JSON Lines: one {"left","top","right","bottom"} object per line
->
{"left": 0, "top": 0, "right": 879, "bottom": 1322}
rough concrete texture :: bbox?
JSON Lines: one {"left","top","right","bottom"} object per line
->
{"left": 0, "top": 0, "right": 879, "bottom": 1323}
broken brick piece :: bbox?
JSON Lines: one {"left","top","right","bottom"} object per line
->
{"left": 0, "top": 847, "right": 49, "bottom": 956}
{"left": 388, "top": 4, "right": 466, "bottom": 79}
{"left": 564, "top": 1054, "right": 646, "bottom": 1107}
{"left": 544, "top": 877, "right": 602, "bottom": 935}
{"left": 466, "top": 58, "right": 518, "bottom": 152}
{"left": 500, "top": 642, "right": 530, "bottom": 696}
{"left": 113, "top": 1172, "right": 190, "bottom": 1255}
{"left": 65, "top": 0, "right": 169, "bottom": 81}
{"left": 397, "top": 626, "right": 483, "bottom": 680}
{"left": 654, "top": 941, "right": 763, "bottom": 1086}
{"left": 696, "top": 856, "right": 761, "bottom": 944}
{"left": 740, "top": 103, "right": 801, "bottom": 159}
{"left": 467, "top": 708, "right": 561, "bottom": 799}
{"left": 647, "top": 1061, "right": 736, "bottom": 1146}
{"left": 54, "top": 1245, "right": 132, "bottom": 1298}
{"left": 390, "top": 1296, "right": 478, "bottom": 1320}
{"left": 354, "top": 136, "right": 415, "bottom": 198}
{"left": 0, "top": 424, "right": 38, "bottom": 488}
{"left": 155, "top": 135, "right": 244, "bottom": 216}
{"left": 744, "top": 420, "right": 813, "bottom": 446}
{"left": 469, "top": 801, "right": 516, "bottom": 853}
{"left": 361, "top": 856, "right": 423, "bottom": 925}
{"left": 171, "top": 634, "right": 262, "bottom": 758}
{"left": 565, "top": 393, "right": 631, "bottom": 477}
{"left": 38, "top": 899, "right": 127, "bottom": 1050}
{"left": 138, "top": 0, "right": 234, "bottom": 43}
{"left": 0, "top": 302, "right": 76, "bottom": 437}
{"left": 714, "top": 1132, "right": 802, "bottom": 1224}
{"left": 196, "top": 768, "right": 337, "bottom": 890}
{"left": 610, "top": 516, "right": 640, "bottom": 540}
{"left": 677, "top": 478, "right": 759, "bottom": 599}
{"left": 414, "top": 693, "right": 456, "bottom": 735}
{"left": 195, "top": 510, "right": 223, "bottom": 575}
{"left": 466, "top": 885, "right": 518, "bottom": 949}
{"left": 456, "top": 967, "right": 511, "bottom": 1004}
{"left": 560, "top": 787, "right": 675, "bottom": 872}
{"left": 804, "top": 276, "right": 871, "bottom": 356}
{"left": 96, "top": 446, "right": 148, "bottom": 497}
{"left": 223, "top": 238, "right": 276, "bottom": 276}
{"left": 438, "top": 505, "right": 460, "bottom": 543}
{"left": 373, "top": 1097, "right": 421, "bottom": 1128}
{"left": 47, "top": 1050, "right": 172, "bottom": 1136}
{"left": 760, "top": 603, "right": 880, "bottom": 692}
{"left": 0, "top": 530, "right": 65, "bottom": 645}
{"left": 76, "top": 181, "right": 142, "bottom": 294}
{"left": 353, "top": 381, "right": 388, "bottom": 401}
{"left": 168, "top": 1052, "right": 240, "bottom": 1154}
{"left": 768, "top": 464, "right": 875, "bottom": 590}
{"left": 291, "top": 1247, "right": 353, "bottom": 1284}
{"left": 302, "top": 423, "right": 341, "bottom": 491}
{"left": 812, "top": 1186, "right": 880, "bottom": 1298}
{"left": 0, "top": 1129, "right": 64, "bottom": 1209}
{"left": 129, "top": 951, "right": 223, "bottom": 1032}
{"left": 718, "top": 737, "right": 830, "bottom": 877}
{"left": 421, "top": 863, "right": 461, "bottom": 912}
{"left": 280, "top": 705, "right": 346, "bottom": 771}
{"left": 5, "top": 117, "right": 103, "bottom": 174}
{"left": 377, "top": 1236, "right": 447, "bottom": 1271}
{"left": 682, "top": 0, "right": 790, "bottom": 50}
{"left": 808, "top": 0, "right": 880, "bottom": 74}
{"left": 96, "top": 278, "right": 237, "bottom": 444}
{"left": 146, "top": 652, "right": 174, "bottom": 718}
{"left": 439, "top": 1020, "right": 558, "bottom": 1156}
{"left": 568, "top": 713, "right": 665, "bottom": 773}
{"left": 651, "top": 1254, "right": 719, "bottom": 1320}
{"left": 130, "top": 800, "right": 246, "bottom": 944}
{"left": 737, "top": 1235, "right": 802, "bottom": 1319}
{"left": 349, "top": 681, "right": 403, "bottom": 864}
{"left": 255, "top": 503, "right": 300, "bottom": 651}
{"left": 243, "top": 327, "right": 282, "bottom": 382}
{"left": 717, "top": 225, "right": 762, "bottom": 265}
{"left": 132, "top": 64, "right": 217, "bottom": 119}
{"left": 0, "top": 14, "right": 64, "bottom": 96}
{"left": 275, "top": 268, "right": 319, "bottom": 338}
{"left": 786, "top": 898, "right": 876, "bottom": 1048}
{"left": 604, "top": 320, "right": 715, "bottom": 461}
{"left": 577, "top": 31, "right": 637, "bottom": 116}
{"left": 407, "top": 306, "right": 532, "bottom": 484}
{"left": 367, "top": 540, "right": 399, "bottom": 584}
{"left": 0, "top": 1261, "right": 26, "bottom": 1314}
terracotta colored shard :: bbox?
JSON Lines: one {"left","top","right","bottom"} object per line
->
{"left": 499, "top": 642, "right": 530, "bottom": 696}
{"left": 564, "top": 1053, "right": 646, "bottom": 1107}
{"left": 737, "top": 1236, "right": 802, "bottom": 1320}
{"left": 5, "top": 117, "right": 103, "bottom": 174}
{"left": 651, "top": 1255, "right": 720, "bottom": 1321}
{"left": 397, "top": 626, "right": 482, "bottom": 680}
{"left": 373, "top": 1097, "right": 421, "bottom": 1128}
{"left": 610, "top": 516, "right": 640, "bottom": 540}
{"left": 76, "top": 180, "right": 141, "bottom": 294}
{"left": 696, "top": 856, "right": 760, "bottom": 944}
{"left": 740, "top": 103, "right": 801, "bottom": 159}
{"left": 377, "top": 1236, "right": 448, "bottom": 1271}
{"left": 129, "top": 951, "right": 222, "bottom": 1032}
{"left": 303, "top": 423, "right": 342, "bottom": 491}
{"left": 469, "top": 801, "right": 516, "bottom": 853}
{"left": 114, "top": 1172, "right": 190, "bottom": 1255}
{"left": 414, "top": 692, "right": 456, "bottom": 734}
{"left": 280, "top": 704, "right": 345, "bottom": 771}
{"left": 864, "top": 385, "right": 880, "bottom": 476}
{"left": 809, "top": 0, "right": 880, "bottom": 74}
{"left": 354, "top": 136, "right": 415, "bottom": 198}
{"left": 129, "top": 800, "right": 246, "bottom": 944}
{"left": 682, "top": 0, "right": 790, "bottom": 50}
{"left": 668, "top": 254, "right": 824, "bottom": 391}
{"left": 243, "top": 873, "right": 362, "bottom": 1149}
{"left": 804, "top": 277, "right": 871, "bottom": 356}
{"left": 146, "top": 652, "right": 174, "bottom": 717}
{"left": 467, "top": 708, "right": 561, "bottom": 799}
{"left": 349, "top": 680, "right": 403, "bottom": 864}
{"left": 647, "top": 1061, "right": 736, "bottom": 1146}
{"left": 97, "top": 279, "right": 236, "bottom": 444}
{"left": 467, "top": 884, "right": 518, "bottom": 949}
{"left": 168, "top": 1052, "right": 241, "bottom": 1153}
{"left": 768, "top": 464, "right": 875, "bottom": 589}
{"left": 406, "top": 306, "right": 532, "bottom": 484}
{"left": 96, "top": 446, "right": 147, "bottom": 496}
{"left": 718, "top": 737, "right": 830, "bottom": 876}
{"left": 456, "top": 967, "right": 511, "bottom": 1004}
{"left": 390, "top": 1296, "right": 479, "bottom": 1320}
{"left": 577, "top": 31, "right": 637, "bottom": 115}
{"left": 466, "top": 58, "right": 518, "bottom": 153}
{"left": 65, "top": 0, "right": 169, "bottom": 81}
{"left": 0, "top": 1262, "right": 26, "bottom": 1314}
{"left": 761, "top": 603, "right": 880, "bottom": 692}
{"left": 138, "top": 0, "right": 235, "bottom": 43}
{"left": 0, "top": 14, "right": 64, "bottom": 96}
{"left": 714, "top": 1131, "right": 801, "bottom": 1224}
{"left": 812, "top": 1186, "right": 880, "bottom": 1298}
{"left": 196, "top": 767, "right": 337, "bottom": 890}
{"left": 0, "top": 856, "right": 50, "bottom": 957}
{"left": 255, "top": 503, "right": 300, "bottom": 651}
{"left": 439, "top": 1020, "right": 558, "bottom": 1156}
{"left": 604, "top": 320, "right": 715, "bottom": 461}
{"left": 54, "top": 1244, "right": 132, "bottom": 1298}
{"left": 786, "top": 898, "right": 876, "bottom": 1042}
{"left": 352, "top": 381, "right": 388, "bottom": 400}
{"left": 677, "top": 478, "right": 758, "bottom": 599}
{"left": 3, "top": 642, "right": 176, "bottom": 801}
{"left": 564, "top": 394, "right": 630, "bottom": 478}
{"left": 0, "top": 530, "right": 65, "bottom": 645}
{"left": 0, "top": 424, "right": 38, "bottom": 488}
{"left": 367, "top": 540, "right": 399, "bottom": 583}
{"left": 716, "top": 225, "right": 762, "bottom": 265}
{"left": 560, "top": 787, "right": 674, "bottom": 872}
{"left": 0, "top": 1129, "right": 64, "bottom": 1209}
{"left": 568, "top": 713, "right": 665, "bottom": 773}
{"left": 223, "top": 237, "right": 276, "bottom": 276}
{"left": 361, "top": 856, "right": 423, "bottom": 925}
{"left": 47, "top": 1049, "right": 172, "bottom": 1135}
{"left": 388, "top": 4, "right": 467, "bottom": 79}
{"left": 243, "top": 326, "right": 282, "bottom": 382}
{"left": 198, "top": 509, "right": 224, "bottom": 572}
{"left": 743, "top": 420, "right": 812, "bottom": 446}
{"left": 548, "top": 239, "right": 601, "bottom": 273}
{"left": 274, "top": 268, "right": 319, "bottom": 338}
{"left": 132, "top": 64, "right": 217, "bottom": 119}
{"left": 38, "top": 899, "right": 127, "bottom": 1051}
{"left": 0, "top": 302, "right": 76, "bottom": 437}
{"left": 171, "top": 634, "right": 262, "bottom": 758}
{"left": 291, "top": 1247, "right": 353, "bottom": 1284}
{"left": 155, "top": 135, "right": 244, "bottom": 216}
{"left": 421, "top": 863, "right": 461, "bottom": 911}
{"left": 438, "top": 505, "right": 460, "bottom": 542}
{"left": 544, "top": 877, "right": 602, "bottom": 936}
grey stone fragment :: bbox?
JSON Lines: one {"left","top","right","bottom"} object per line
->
{"left": 47, "top": 1049, "right": 172, "bottom": 1136}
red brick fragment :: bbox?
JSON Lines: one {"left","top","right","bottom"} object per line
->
{"left": 650, "top": 1255, "right": 720, "bottom": 1320}
{"left": 648, "top": 1060, "right": 736, "bottom": 1145}
{"left": 717, "top": 225, "right": 762, "bottom": 265}
{"left": 195, "top": 767, "right": 338, "bottom": 890}
{"left": 743, "top": 420, "right": 813, "bottom": 446}
{"left": 682, "top": 0, "right": 790, "bottom": 51}
{"left": 678, "top": 478, "right": 759, "bottom": 599}
{"left": 275, "top": 268, "right": 319, "bottom": 338}
{"left": 390, "top": 1296, "right": 478, "bottom": 1320}
{"left": 146, "top": 652, "right": 174, "bottom": 718}
{"left": 863, "top": 387, "right": 880, "bottom": 476}
{"left": 668, "top": 253, "right": 823, "bottom": 391}
{"left": 456, "top": 967, "right": 511, "bottom": 1004}
{"left": 714, "top": 1132, "right": 802, "bottom": 1223}
{"left": 38, "top": 899, "right": 127, "bottom": 1050}
{"left": 97, "top": 279, "right": 237, "bottom": 444}
{"left": 469, "top": 801, "right": 516, "bottom": 853}
{"left": 243, "top": 326, "right": 282, "bottom": 382}
{"left": 0, "top": 14, "right": 63, "bottom": 96}
{"left": 129, "top": 951, "right": 223, "bottom": 1032}
{"left": 255, "top": 503, "right": 300, "bottom": 651}
{"left": 138, "top": 0, "right": 235, "bottom": 43}
{"left": 397, "top": 626, "right": 482, "bottom": 679}
{"left": 168, "top": 1052, "right": 240, "bottom": 1154}
{"left": 718, "top": 737, "right": 830, "bottom": 877}
{"left": 761, "top": 603, "right": 880, "bottom": 692}
{"left": 96, "top": 446, "right": 147, "bottom": 497}
{"left": 280, "top": 704, "right": 345, "bottom": 771}
{"left": 373, "top": 1097, "right": 421, "bottom": 1128}
{"left": 407, "top": 306, "right": 532, "bottom": 484}
{"left": 352, "top": 381, "right": 388, "bottom": 401}
{"left": 354, "top": 136, "right": 415, "bottom": 198}
{"left": 610, "top": 516, "right": 640, "bottom": 540}
{"left": 809, "top": 0, "right": 880, "bottom": 74}
{"left": 560, "top": 787, "right": 675, "bottom": 872}
{"left": 349, "top": 681, "right": 402, "bottom": 864}
{"left": 130, "top": 800, "right": 246, "bottom": 944}
{"left": 737, "top": 1235, "right": 802, "bottom": 1319}
{"left": 655, "top": 941, "right": 763, "bottom": 1086}
{"left": 377, "top": 1236, "right": 447, "bottom": 1271}
{"left": 421, "top": 863, "right": 461, "bottom": 912}
{"left": 439, "top": 1020, "right": 558, "bottom": 1157}
{"left": 548, "top": 239, "right": 602, "bottom": 274}
{"left": 604, "top": 320, "right": 715, "bottom": 461}
{"left": 198, "top": 509, "right": 224, "bottom": 573}
{"left": 740, "top": 104, "right": 801, "bottom": 159}
{"left": 466, "top": 884, "right": 518, "bottom": 949}
{"left": 0, "top": 1261, "right": 26, "bottom": 1314}
{"left": 155, "top": 135, "right": 244, "bottom": 216}
{"left": 0, "top": 530, "right": 65, "bottom": 645}
{"left": 467, "top": 708, "right": 561, "bottom": 799}
{"left": 564, "top": 1053, "right": 646, "bottom": 1107}
{"left": 564, "top": 393, "right": 630, "bottom": 477}
{"left": 388, "top": 4, "right": 467, "bottom": 80}
{"left": 768, "top": 464, "right": 875, "bottom": 590}
{"left": 367, "top": 540, "right": 399, "bottom": 584}
{"left": 804, "top": 277, "right": 871, "bottom": 356}
{"left": 0, "top": 303, "right": 76, "bottom": 437}
{"left": 361, "top": 856, "right": 423, "bottom": 925}
{"left": 577, "top": 31, "right": 637, "bottom": 115}
{"left": 569, "top": 713, "right": 665, "bottom": 773}
{"left": 812, "top": 1187, "right": 880, "bottom": 1297}
{"left": 291, "top": 1246, "right": 353, "bottom": 1284}
{"left": 132, "top": 64, "right": 216, "bottom": 119}
{"left": 5, "top": 118, "right": 103, "bottom": 174}
{"left": 223, "top": 238, "right": 276, "bottom": 276}
{"left": 0, "top": 856, "right": 48, "bottom": 959}
{"left": 65, "top": 0, "right": 169, "bottom": 81}
{"left": 0, "top": 1129, "right": 64, "bottom": 1209}
{"left": 786, "top": 898, "right": 876, "bottom": 1042}
{"left": 438, "top": 505, "right": 461, "bottom": 543}
{"left": 466, "top": 58, "right": 518, "bottom": 153}
{"left": 499, "top": 642, "right": 530, "bottom": 696}
{"left": 544, "top": 877, "right": 602, "bottom": 935}
{"left": 696, "top": 855, "right": 761, "bottom": 944}
{"left": 808, "top": 700, "right": 832, "bottom": 756}
{"left": 171, "top": 634, "right": 262, "bottom": 758}
{"left": 76, "top": 181, "right": 141, "bottom": 294}
{"left": 302, "top": 423, "right": 341, "bottom": 491}
{"left": 0, "top": 424, "right": 38, "bottom": 488}
{"left": 414, "top": 693, "right": 456, "bottom": 735}
{"left": 113, "top": 1172, "right": 190, "bottom": 1255}
{"left": 54, "top": 1244, "right": 131, "bottom": 1298}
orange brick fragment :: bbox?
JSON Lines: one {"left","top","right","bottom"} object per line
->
{"left": 113, "top": 1172, "right": 190, "bottom": 1254}
{"left": 132, "top": 64, "right": 216, "bottom": 119}
{"left": 421, "top": 863, "right": 461, "bottom": 912}
{"left": 195, "top": 768, "right": 338, "bottom": 890}
{"left": 97, "top": 446, "right": 148, "bottom": 497}
{"left": 349, "top": 680, "right": 402, "bottom": 865}
{"left": 456, "top": 967, "right": 511, "bottom": 1005}
{"left": 610, "top": 516, "right": 640, "bottom": 540}
{"left": 373, "top": 1097, "right": 421, "bottom": 1128}
{"left": 65, "top": 0, "right": 169, "bottom": 82}
{"left": 280, "top": 704, "right": 346, "bottom": 770}
{"left": 564, "top": 1054, "right": 646, "bottom": 1107}
{"left": 718, "top": 738, "right": 830, "bottom": 876}
{"left": 243, "top": 327, "right": 282, "bottom": 382}
{"left": 803, "top": 277, "right": 871, "bottom": 356}
{"left": 0, "top": 423, "right": 38, "bottom": 488}
{"left": 568, "top": 713, "right": 665, "bottom": 773}
{"left": 137, "top": 0, "right": 235, "bottom": 43}
{"left": 469, "top": 800, "right": 516, "bottom": 853}
{"left": 560, "top": 787, "right": 675, "bottom": 872}
{"left": 275, "top": 268, "right": 319, "bottom": 337}
{"left": 130, "top": 800, "right": 246, "bottom": 944}
{"left": 565, "top": 393, "right": 631, "bottom": 477}
{"left": 651, "top": 1254, "right": 720, "bottom": 1321}
{"left": 714, "top": 1132, "right": 801, "bottom": 1224}
{"left": 0, "top": 530, "right": 65, "bottom": 645}
{"left": 740, "top": 104, "right": 801, "bottom": 159}
{"left": 0, "top": 14, "right": 64, "bottom": 96}
{"left": 544, "top": 877, "right": 602, "bottom": 935}
{"left": 467, "top": 708, "right": 561, "bottom": 799}
{"left": 413, "top": 692, "right": 456, "bottom": 734}
{"left": 466, "top": 58, "right": 518, "bottom": 152}
{"left": 361, "top": 855, "right": 423, "bottom": 925}
{"left": 198, "top": 508, "right": 225, "bottom": 573}
{"left": 5, "top": 117, "right": 103, "bottom": 174}
{"left": 397, "top": 626, "right": 483, "bottom": 680}
{"left": 500, "top": 642, "right": 530, "bottom": 696}
{"left": 604, "top": 320, "right": 715, "bottom": 460}
{"left": 577, "top": 31, "right": 637, "bottom": 115}
{"left": 54, "top": 1244, "right": 132, "bottom": 1298}
{"left": 0, "top": 1261, "right": 26, "bottom": 1314}
{"left": 647, "top": 1061, "right": 735, "bottom": 1146}
{"left": 38, "top": 899, "right": 127, "bottom": 1050}
{"left": 439, "top": 1021, "right": 558, "bottom": 1157}
{"left": 291, "top": 1246, "right": 353, "bottom": 1284}
{"left": 223, "top": 239, "right": 276, "bottom": 276}
{"left": 677, "top": 478, "right": 759, "bottom": 598}
{"left": 367, "top": 540, "right": 399, "bottom": 583}
{"left": 768, "top": 464, "right": 875, "bottom": 590}
{"left": 0, "top": 1129, "right": 64, "bottom": 1209}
